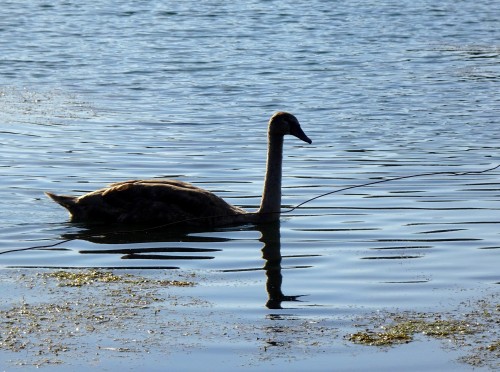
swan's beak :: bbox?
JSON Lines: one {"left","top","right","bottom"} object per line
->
{"left": 290, "top": 125, "right": 312, "bottom": 144}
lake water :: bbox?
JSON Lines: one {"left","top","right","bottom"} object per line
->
{"left": 1, "top": 0, "right": 499, "bottom": 370}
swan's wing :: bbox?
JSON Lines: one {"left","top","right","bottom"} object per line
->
{"left": 67, "top": 179, "right": 244, "bottom": 224}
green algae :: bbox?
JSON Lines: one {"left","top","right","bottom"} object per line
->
{"left": 347, "top": 299, "right": 499, "bottom": 369}
{"left": 43, "top": 269, "right": 195, "bottom": 287}
{"left": 0, "top": 269, "right": 197, "bottom": 367}
{"left": 349, "top": 317, "right": 478, "bottom": 346}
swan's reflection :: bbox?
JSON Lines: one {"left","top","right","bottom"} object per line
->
{"left": 63, "top": 225, "right": 222, "bottom": 261}
{"left": 61, "top": 221, "right": 305, "bottom": 308}
{"left": 259, "top": 221, "right": 305, "bottom": 309}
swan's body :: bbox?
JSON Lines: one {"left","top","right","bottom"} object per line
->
{"left": 46, "top": 112, "right": 311, "bottom": 227}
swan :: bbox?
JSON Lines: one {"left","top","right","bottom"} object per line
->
{"left": 45, "top": 112, "right": 312, "bottom": 227}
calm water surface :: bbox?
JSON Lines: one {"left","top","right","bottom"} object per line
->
{"left": 1, "top": 0, "right": 499, "bottom": 370}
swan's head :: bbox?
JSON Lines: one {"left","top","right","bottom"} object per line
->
{"left": 269, "top": 112, "right": 312, "bottom": 144}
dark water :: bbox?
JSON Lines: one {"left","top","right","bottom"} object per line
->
{"left": 1, "top": 0, "right": 499, "bottom": 370}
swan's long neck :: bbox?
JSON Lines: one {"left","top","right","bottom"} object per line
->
{"left": 258, "top": 133, "right": 284, "bottom": 220}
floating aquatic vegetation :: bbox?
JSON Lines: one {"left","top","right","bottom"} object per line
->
{"left": 42, "top": 269, "right": 195, "bottom": 287}
{"left": 0, "top": 270, "right": 497, "bottom": 369}
{"left": 349, "top": 317, "right": 478, "bottom": 346}
{"left": 0, "top": 269, "right": 197, "bottom": 367}
{"left": 347, "top": 299, "right": 499, "bottom": 369}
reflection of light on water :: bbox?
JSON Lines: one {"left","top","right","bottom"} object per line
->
{"left": 0, "top": 87, "right": 96, "bottom": 125}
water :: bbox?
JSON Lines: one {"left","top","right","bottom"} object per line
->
{"left": 1, "top": 0, "right": 499, "bottom": 370}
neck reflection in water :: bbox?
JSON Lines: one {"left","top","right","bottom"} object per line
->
{"left": 259, "top": 221, "right": 305, "bottom": 309}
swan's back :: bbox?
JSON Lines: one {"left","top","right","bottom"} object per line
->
{"left": 46, "top": 179, "right": 247, "bottom": 226}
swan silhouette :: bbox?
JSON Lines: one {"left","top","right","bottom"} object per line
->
{"left": 46, "top": 112, "right": 311, "bottom": 227}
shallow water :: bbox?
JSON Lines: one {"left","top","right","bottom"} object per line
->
{"left": 1, "top": 0, "right": 499, "bottom": 370}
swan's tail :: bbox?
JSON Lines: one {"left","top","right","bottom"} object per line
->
{"left": 45, "top": 192, "right": 78, "bottom": 212}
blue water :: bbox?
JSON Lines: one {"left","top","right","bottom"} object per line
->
{"left": 1, "top": 1, "right": 499, "bottom": 370}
